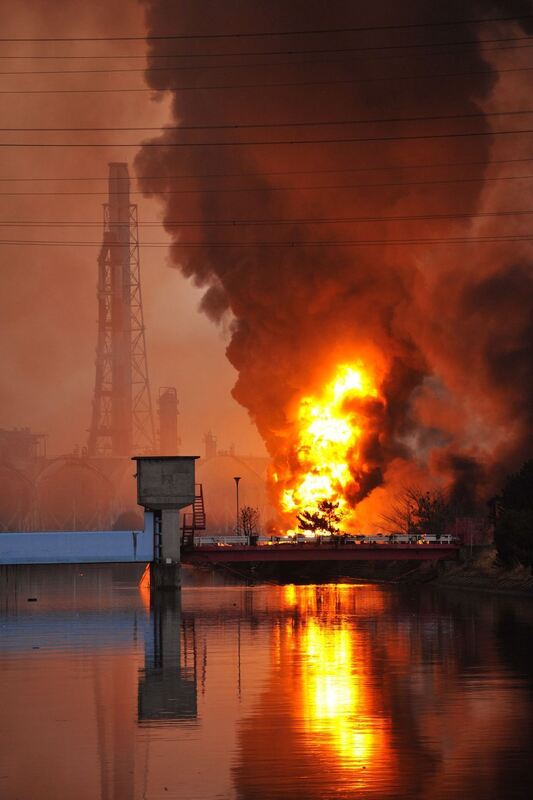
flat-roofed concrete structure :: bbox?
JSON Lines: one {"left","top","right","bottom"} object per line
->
{"left": 133, "top": 456, "right": 199, "bottom": 590}
{"left": 134, "top": 456, "right": 197, "bottom": 510}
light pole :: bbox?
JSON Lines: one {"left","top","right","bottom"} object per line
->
{"left": 233, "top": 476, "right": 241, "bottom": 535}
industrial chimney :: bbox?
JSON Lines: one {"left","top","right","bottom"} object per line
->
{"left": 88, "top": 162, "right": 155, "bottom": 457}
{"left": 158, "top": 387, "right": 180, "bottom": 455}
{"left": 203, "top": 431, "right": 218, "bottom": 461}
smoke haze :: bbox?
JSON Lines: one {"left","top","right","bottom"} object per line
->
{"left": 0, "top": 0, "right": 262, "bottom": 457}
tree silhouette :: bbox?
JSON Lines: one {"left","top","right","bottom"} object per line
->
{"left": 494, "top": 460, "right": 533, "bottom": 566}
{"left": 240, "top": 505, "right": 260, "bottom": 537}
{"left": 297, "top": 499, "right": 345, "bottom": 535}
{"left": 380, "top": 487, "right": 453, "bottom": 538}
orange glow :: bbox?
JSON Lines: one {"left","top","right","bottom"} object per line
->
{"left": 279, "top": 585, "right": 393, "bottom": 780}
{"left": 299, "top": 620, "right": 383, "bottom": 767}
{"left": 274, "top": 361, "right": 384, "bottom": 533}
{"left": 139, "top": 563, "right": 150, "bottom": 589}
{"left": 138, "top": 564, "right": 151, "bottom": 613}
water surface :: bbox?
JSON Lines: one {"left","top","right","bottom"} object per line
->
{"left": 1, "top": 565, "right": 532, "bottom": 799}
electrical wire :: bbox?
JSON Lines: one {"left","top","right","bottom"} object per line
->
{"left": 1, "top": 234, "right": 532, "bottom": 247}
{"left": 1, "top": 208, "right": 533, "bottom": 227}
{"left": 1, "top": 172, "right": 532, "bottom": 196}
{"left": 2, "top": 39, "right": 533, "bottom": 78}
{"left": 1, "top": 64, "right": 533, "bottom": 95}
{"left": 1, "top": 154, "right": 532, "bottom": 182}
{"left": 1, "top": 107, "right": 532, "bottom": 132}
{"left": 1, "top": 13, "right": 532, "bottom": 41}
{"left": 0, "top": 34, "right": 532, "bottom": 61}
{"left": 2, "top": 34, "right": 533, "bottom": 76}
{"left": 1, "top": 127, "right": 532, "bottom": 147}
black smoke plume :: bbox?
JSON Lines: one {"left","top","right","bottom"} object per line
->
{"left": 136, "top": 0, "right": 533, "bottom": 520}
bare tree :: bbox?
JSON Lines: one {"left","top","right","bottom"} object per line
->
{"left": 380, "top": 486, "right": 453, "bottom": 538}
{"left": 240, "top": 505, "right": 260, "bottom": 539}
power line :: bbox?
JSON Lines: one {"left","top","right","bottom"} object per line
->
{"left": 2, "top": 41, "right": 532, "bottom": 84}
{"left": 1, "top": 172, "right": 532, "bottom": 196}
{"left": 1, "top": 154, "right": 532, "bottom": 182}
{"left": 0, "top": 54, "right": 154, "bottom": 59}
{"left": 0, "top": 127, "right": 531, "bottom": 147}
{"left": 1, "top": 35, "right": 532, "bottom": 74}
{"left": 2, "top": 108, "right": 532, "bottom": 132}
{"left": 3, "top": 66, "right": 532, "bottom": 98}
{"left": 0, "top": 37, "right": 533, "bottom": 80}
{"left": 0, "top": 35, "right": 531, "bottom": 61}
{"left": 2, "top": 64, "right": 533, "bottom": 95}
{"left": 2, "top": 208, "right": 533, "bottom": 227}
{"left": 1, "top": 234, "right": 532, "bottom": 248}
{"left": 1, "top": 13, "right": 532, "bottom": 42}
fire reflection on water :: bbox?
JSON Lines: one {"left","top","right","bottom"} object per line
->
{"left": 3, "top": 573, "right": 533, "bottom": 800}
{"left": 276, "top": 585, "right": 393, "bottom": 787}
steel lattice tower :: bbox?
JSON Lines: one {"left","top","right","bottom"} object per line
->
{"left": 88, "top": 163, "right": 155, "bottom": 457}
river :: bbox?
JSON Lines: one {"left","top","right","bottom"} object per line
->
{"left": 1, "top": 565, "right": 532, "bottom": 799}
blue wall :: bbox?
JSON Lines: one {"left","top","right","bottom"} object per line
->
{"left": 0, "top": 513, "right": 154, "bottom": 565}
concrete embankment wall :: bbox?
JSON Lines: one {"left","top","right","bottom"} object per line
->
{"left": 0, "top": 513, "right": 154, "bottom": 565}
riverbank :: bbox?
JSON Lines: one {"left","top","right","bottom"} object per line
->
{"left": 362, "top": 547, "right": 533, "bottom": 597}
{"left": 432, "top": 548, "right": 533, "bottom": 597}
{"left": 202, "top": 547, "right": 533, "bottom": 597}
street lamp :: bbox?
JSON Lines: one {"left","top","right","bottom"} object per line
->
{"left": 233, "top": 476, "right": 241, "bottom": 535}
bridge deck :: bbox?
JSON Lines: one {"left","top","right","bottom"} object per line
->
{"left": 181, "top": 542, "right": 459, "bottom": 564}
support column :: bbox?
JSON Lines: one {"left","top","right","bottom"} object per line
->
{"left": 150, "top": 509, "right": 181, "bottom": 590}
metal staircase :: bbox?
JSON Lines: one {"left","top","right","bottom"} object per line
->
{"left": 181, "top": 483, "right": 206, "bottom": 547}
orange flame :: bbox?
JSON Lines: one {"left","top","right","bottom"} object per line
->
{"left": 273, "top": 361, "right": 384, "bottom": 533}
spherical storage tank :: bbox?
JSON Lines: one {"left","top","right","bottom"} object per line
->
{"left": 36, "top": 458, "right": 113, "bottom": 531}
{"left": 0, "top": 466, "right": 33, "bottom": 531}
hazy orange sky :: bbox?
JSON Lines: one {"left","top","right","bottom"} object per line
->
{"left": 0, "top": 0, "right": 265, "bottom": 456}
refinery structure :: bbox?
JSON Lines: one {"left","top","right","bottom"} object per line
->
{"left": 0, "top": 162, "right": 269, "bottom": 534}
{"left": 0, "top": 163, "right": 180, "bottom": 532}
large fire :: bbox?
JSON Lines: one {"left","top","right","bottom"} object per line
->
{"left": 273, "top": 361, "right": 385, "bottom": 534}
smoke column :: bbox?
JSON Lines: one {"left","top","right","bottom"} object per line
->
{"left": 136, "top": 0, "right": 533, "bottom": 524}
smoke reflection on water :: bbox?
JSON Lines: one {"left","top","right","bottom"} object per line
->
{"left": 0, "top": 566, "right": 532, "bottom": 799}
